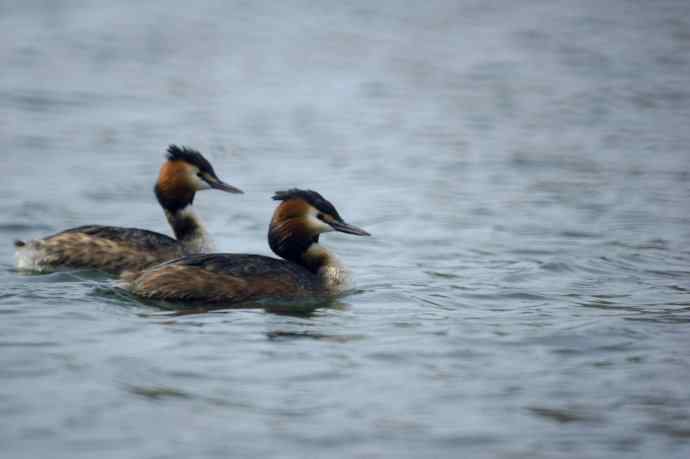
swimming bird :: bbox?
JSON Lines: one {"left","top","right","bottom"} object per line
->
{"left": 122, "top": 189, "right": 369, "bottom": 304}
{"left": 14, "top": 145, "right": 242, "bottom": 274}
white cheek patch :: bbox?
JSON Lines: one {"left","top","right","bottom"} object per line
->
{"left": 190, "top": 171, "right": 211, "bottom": 191}
{"left": 306, "top": 209, "right": 333, "bottom": 233}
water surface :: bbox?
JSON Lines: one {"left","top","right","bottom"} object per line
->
{"left": 2, "top": 1, "right": 690, "bottom": 458}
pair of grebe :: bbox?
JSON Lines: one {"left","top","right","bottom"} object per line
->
{"left": 15, "top": 145, "right": 369, "bottom": 304}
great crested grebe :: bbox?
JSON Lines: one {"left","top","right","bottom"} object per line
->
{"left": 14, "top": 145, "right": 242, "bottom": 274}
{"left": 122, "top": 189, "right": 369, "bottom": 304}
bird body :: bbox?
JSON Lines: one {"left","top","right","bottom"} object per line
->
{"left": 122, "top": 189, "right": 369, "bottom": 305}
{"left": 14, "top": 145, "right": 242, "bottom": 274}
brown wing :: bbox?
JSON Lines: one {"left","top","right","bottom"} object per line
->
{"left": 51, "top": 225, "right": 179, "bottom": 250}
{"left": 29, "top": 225, "right": 184, "bottom": 273}
{"left": 124, "top": 254, "right": 320, "bottom": 304}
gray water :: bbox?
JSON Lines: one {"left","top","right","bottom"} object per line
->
{"left": 2, "top": 1, "right": 690, "bottom": 458}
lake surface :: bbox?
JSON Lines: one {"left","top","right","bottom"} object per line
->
{"left": 1, "top": 1, "right": 690, "bottom": 457}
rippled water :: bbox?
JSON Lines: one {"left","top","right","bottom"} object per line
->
{"left": 2, "top": 1, "right": 690, "bottom": 457}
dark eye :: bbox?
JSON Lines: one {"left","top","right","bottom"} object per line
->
{"left": 317, "top": 213, "right": 325, "bottom": 221}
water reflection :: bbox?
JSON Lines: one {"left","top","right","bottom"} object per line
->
{"left": 527, "top": 406, "right": 604, "bottom": 425}
{"left": 125, "top": 294, "right": 351, "bottom": 318}
{"left": 266, "top": 330, "right": 364, "bottom": 343}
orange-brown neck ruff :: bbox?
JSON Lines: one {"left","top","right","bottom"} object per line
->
{"left": 154, "top": 161, "right": 196, "bottom": 212}
{"left": 154, "top": 161, "right": 207, "bottom": 247}
{"left": 268, "top": 200, "right": 320, "bottom": 272}
{"left": 271, "top": 199, "right": 311, "bottom": 221}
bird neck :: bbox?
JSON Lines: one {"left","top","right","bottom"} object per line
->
{"left": 164, "top": 205, "right": 214, "bottom": 253}
{"left": 268, "top": 220, "right": 348, "bottom": 288}
{"left": 154, "top": 182, "right": 213, "bottom": 252}
{"left": 268, "top": 218, "right": 317, "bottom": 270}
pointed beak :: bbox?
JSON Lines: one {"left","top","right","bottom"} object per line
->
{"left": 329, "top": 220, "right": 370, "bottom": 236}
{"left": 207, "top": 176, "right": 243, "bottom": 194}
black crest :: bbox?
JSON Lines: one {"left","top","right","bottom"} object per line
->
{"left": 166, "top": 145, "right": 217, "bottom": 177}
{"left": 273, "top": 189, "right": 342, "bottom": 221}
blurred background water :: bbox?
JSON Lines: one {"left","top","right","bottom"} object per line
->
{"left": 1, "top": 0, "right": 690, "bottom": 457}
